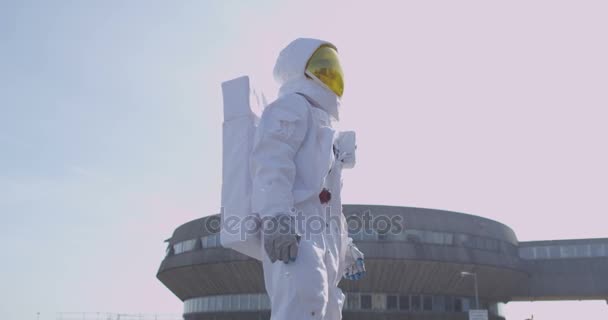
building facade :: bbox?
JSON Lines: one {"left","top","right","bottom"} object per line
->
{"left": 157, "top": 205, "right": 608, "bottom": 320}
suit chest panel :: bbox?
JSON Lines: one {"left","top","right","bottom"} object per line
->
{"left": 310, "top": 107, "right": 336, "bottom": 181}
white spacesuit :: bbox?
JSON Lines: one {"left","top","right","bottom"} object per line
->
{"left": 250, "top": 38, "right": 365, "bottom": 320}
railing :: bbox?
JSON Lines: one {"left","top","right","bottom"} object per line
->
{"left": 56, "top": 313, "right": 182, "bottom": 320}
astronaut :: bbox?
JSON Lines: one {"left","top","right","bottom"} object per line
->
{"left": 250, "top": 38, "right": 365, "bottom": 320}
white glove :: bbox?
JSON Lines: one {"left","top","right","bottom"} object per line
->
{"left": 343, "top": 242, "right": 366, "bottom": 280}
{"left": 262, "top": 214, "right": 300, "bottom": 264}
{"left": 334, "top": 131, "right": 356, "bottom": 169}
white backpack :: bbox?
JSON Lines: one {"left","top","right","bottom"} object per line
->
{"left": 219, "top": 76, "right": 266, "bottom": 261}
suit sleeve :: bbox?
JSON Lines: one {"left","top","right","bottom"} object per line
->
{"left": 251, "top": 95, "right": 310, "bottom": 218}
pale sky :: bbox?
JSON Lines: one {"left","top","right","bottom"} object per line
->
{"left": 1, "top": 1, "right": 607, "bottom": 320}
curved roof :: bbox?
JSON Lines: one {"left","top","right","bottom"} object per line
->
{"left": 158, "top": 204, "right": 608, "bottom": 303}
{"left": 159, "top": 205, "right": 526, "bottom": 301}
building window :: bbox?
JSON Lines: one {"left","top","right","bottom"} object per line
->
{"left": 250, "top": 294, "right": 260, "bottom": 310}
{"left": 399, "top": 295, "right": 410, "bottom": 311}
{"left": 423, "top": 296, "right": 433, "bottom": 311}
{"left": 561, "top": 245, "right": 575, "bottom": 258}
{"left": 387, "top": 226, "right": 407, "bottom": 241}
{"left": 519, "top": 247, "right": 534, "bottom": 259}
{"left": 173, "top": 239, "right": 197, "bottom": 254}
{"left": 454, "top": 298, "right": 462, "bottom": 312}
{"left": 536, "top": 246, "right": 549, "bottom": 259}
{"left": 346, "top": 293, "right": 360, "bottom": 310}
{"left": 201, "top": 297, "right": 209, "bottom": 311}
{"left": 463, "top": 298, "right": 472, "bottom": 311}
{"left": 360, "top": 294, "right": 372, "bottom": 310}
{"left": 549, "top": 246, "right": 560, "bottom": 259}
{"left": 260, "top": 295, "right": 271, "bottom": 310}
{"left": 575, "top": 244, "right": 590, "bottom": 257}
{"left": 445, "top": 296, "right": 454, "bottom": 312}
{"left": 165, "top": 243, "right": 174, "bottom": 257}
{"left": 225, "top": 296, "right": 233, "bottom": 310}
{"left": 455, "top": 234, "right": 470, "bottom": 247}
{"left": 239, "top": 294, "right": 249, "bottom": 310}
{"left": 444, "top": 233, "right": 454, "bottom": 245}
{"left": 486, "top": 239, "right": 499, "bottom": 251}
{"left": 209, "top": 296, "right": 218, "bottom": 312}
{"left": 424, "top": 231, "right": 444, "bottom": 245}
{"left": 248, "top": 295, "right": 255, "bottom": 310}
{"left": 405, "top": 230, "right": 423, "bottom": 243}
{"left": 349, "top": 224, "right": 512, "bottom": 253}
{"left": 184, "top": 293, "right": 492, "bottom": 314}
{"left": 229, "top": 295, "right": 239, "bottom": 310}
{"left": 411, "top": 295, "right": 421, "bottom": 311}
{"left": 591, "top": 243, "right": 605, "bottom": 257}
{"left": 433, "top": 295, "right": 445, "bottom": 312}
{"left": 216, "top": 295, "right": 224, "bottom": 310}
{"left": 202, "top": 234, "right": 219, "bottom": 248}
{"left": 519, "top": 243, "right": 608, "bottom": 260}
{"left": 372, "top": 294, "right": 386, "bottom": 310}
{"left": 173, "top": 243, "right": 181, "bottom": 254}
{"left": 387, "top": 295, "right": 398, "bottom": 310}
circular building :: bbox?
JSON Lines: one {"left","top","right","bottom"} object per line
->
{"left": 157, "top": 205, "right": 608, "bottom": 320}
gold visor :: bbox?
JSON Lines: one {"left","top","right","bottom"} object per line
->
{"left": 305, "top": 45, "right": 344, "bottom": 97}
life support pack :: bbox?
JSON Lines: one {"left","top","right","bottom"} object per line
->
{"left": 219, "top": 76, "right": 266, "bottom": 261}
